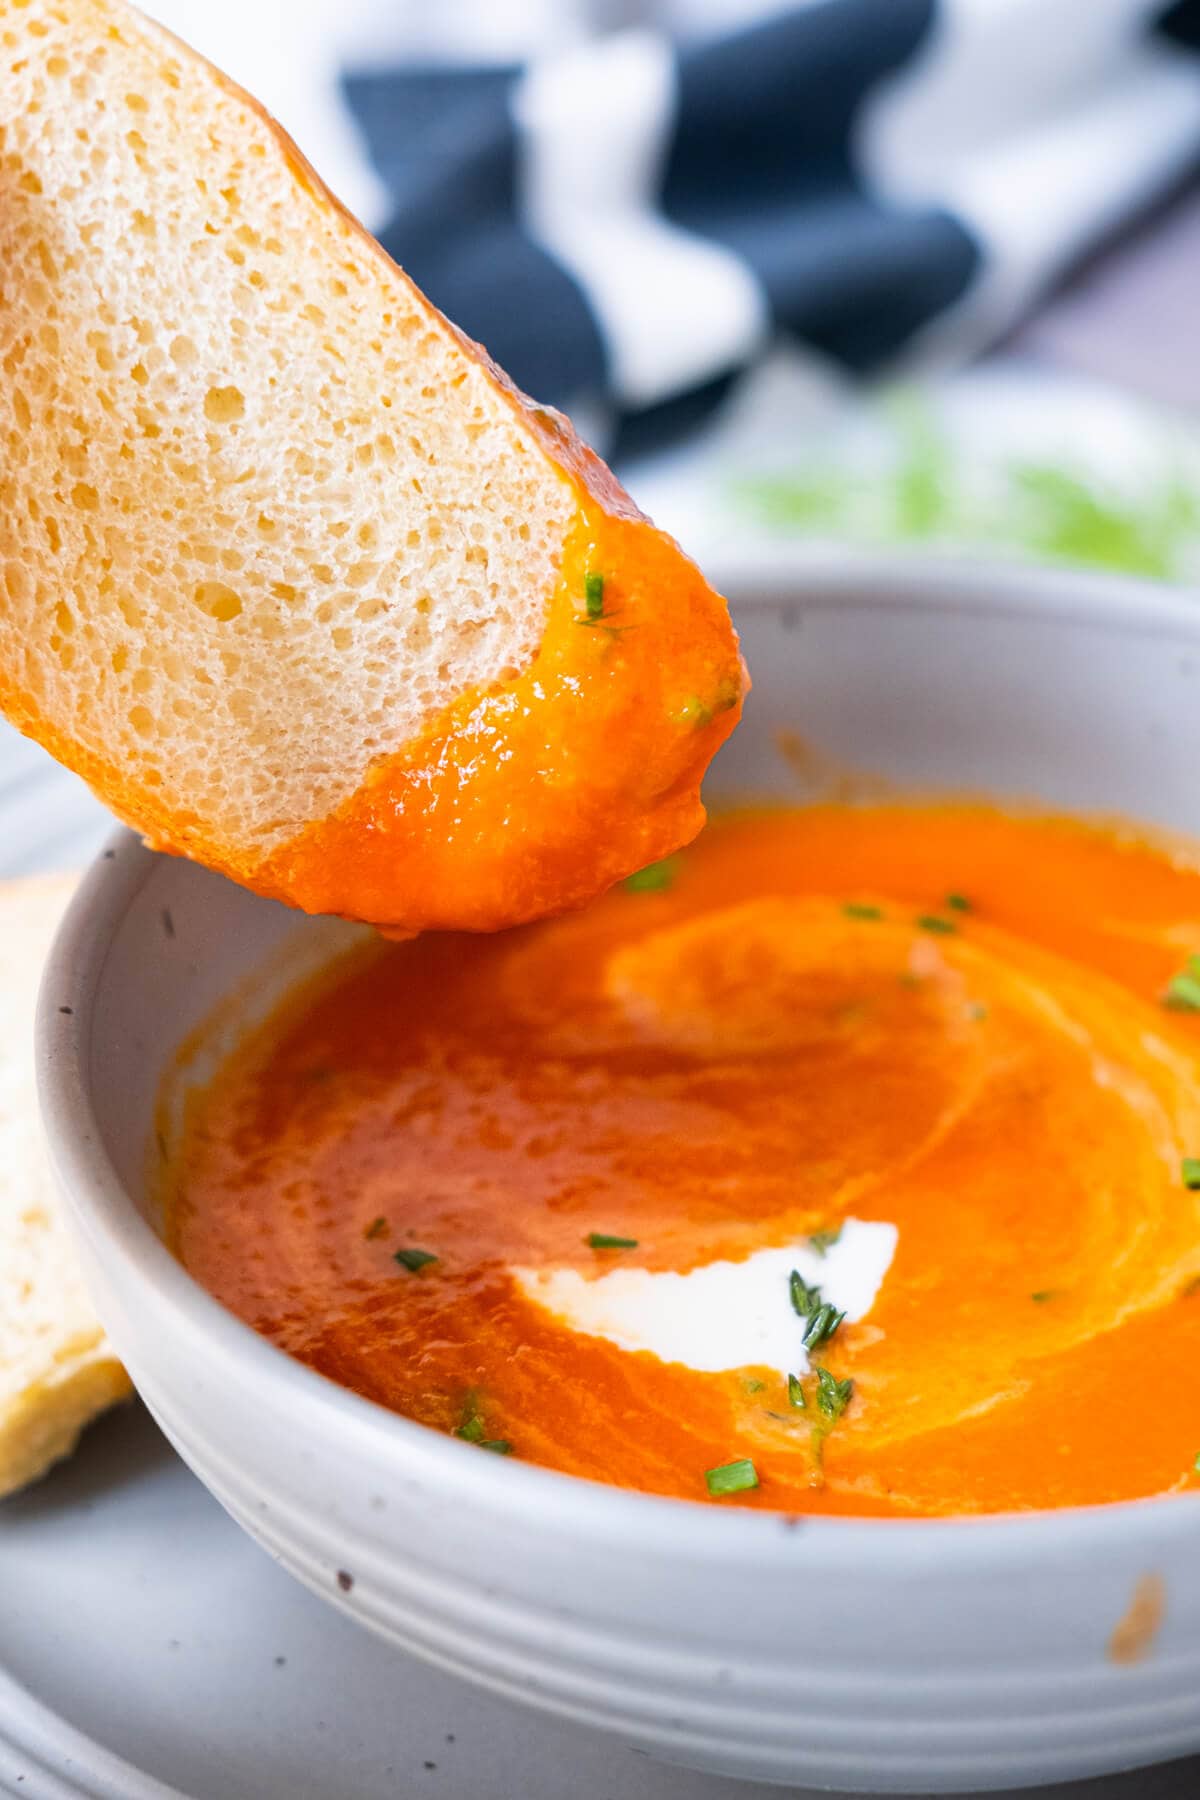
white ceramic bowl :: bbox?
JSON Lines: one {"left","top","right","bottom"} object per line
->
{"left": 38, "top": 560, "right": 1200, "bottom": 1794}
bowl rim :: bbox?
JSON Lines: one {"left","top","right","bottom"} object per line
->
{"left": 38, "top": 553, "right": 1200, "bottom": 1568}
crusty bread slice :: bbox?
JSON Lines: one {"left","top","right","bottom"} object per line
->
{"left": 0, "top": 0, "right": 745, "bottom": 932}
{"left": 0, "top": 872, "right": 130, "bottom": 1501}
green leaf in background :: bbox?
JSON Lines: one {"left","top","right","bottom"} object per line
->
{"left": 730, "top": 471, "right": 849, "bottom": 531}
{"left": 733, "top": 389, "right": 1200, "bottom": 581}
{"left": 886, "top": 391, "right": 956, "bottom": 540}
{"left": 1006, "top": 464, "right": 1200, "bottom": 578}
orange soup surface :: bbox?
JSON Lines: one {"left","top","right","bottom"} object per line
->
{"left": 170, "top": 804, "right": 1200, "bottom": 1517}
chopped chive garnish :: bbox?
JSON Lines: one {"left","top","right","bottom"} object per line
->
{"left": 1165, "top": 973, "right": 1200, "bottom": 1011}
{"left": 457, "top": 1420, "right": 511, "bottom": 1455}
{"left": 742, "top": 1376, "right": 765, "bottom": 1394}
{"left": 1183, "top": 1158, "right": 1200, "bottom": 1190}
{"left": 916, "top": 914, "right": 956, "bottom": 935}
{"left": 843, "top": 902, "right": 882, "bottom": 921}
{"left": 1164, "top": 958, "right": 1200, "bottom": 1011}
{"left": 625, "top": 858, "right": 676, "bottom": 893}
{"left": 788, "top": 1270, "right": 822, "bottom": 1319}
{"left": 789, "top": 1265, "right": 845, "bottom": 1351}
{"left": 676, "top": 694, "right": 713, "bottom": 729}
{"left": 808, "top": 1226, "right": 842, "bottom": 1257}
{"left": 1193, "top": 1451, "right": 1200, "bottom": 1475}
{"left": 713, "top": 673, "right": 741, "bottom": 714}
{"left": 455, "top": 1392, "right": 509, "bottom": 1453}
{"left": 394, "top": 1246, "right": 438, "bottom": 1273}
{"left": 787, "top": 1372, "right": 806, "bottom": 1409}
{"left": 801, "top": 1301, "right": 846, "bottom": 1352}
{"left": 586, "top": 1232, "right": 639, "bottom": 1250}
{"left": 705, "top": 1458, "right": 759, "bottom": 1498}
{"left": 364, "top": 1216, "right": 387, "bottom": 1241}
{"left": 584, "top": 570, "right": 605, "bottom": 618}
{"left": 1030, "top": 1289, "right": 1056, "bottom": 1303}
{"left": 814, "top": 1367, "right": 853, "bottom": 1420}
{"left": 945, "top": 893, "right": 971, "bottom": 913}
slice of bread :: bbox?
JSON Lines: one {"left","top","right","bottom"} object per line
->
{"left": 0, "top": 0, "right": 745, "bottom": 932}
{"left": 0, "top": 872, "right": 130, "bottom": 1501}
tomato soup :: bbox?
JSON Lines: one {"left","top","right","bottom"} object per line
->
{"left": 169, "top": 804, "right": 1200, "bottom": 1517}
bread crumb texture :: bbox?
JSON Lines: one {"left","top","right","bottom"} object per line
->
{"left": 0, "top": 870, "right": 130, "bottom": 1500}
{"left": 0, "top": 0, "right": 573, "bottom": 860}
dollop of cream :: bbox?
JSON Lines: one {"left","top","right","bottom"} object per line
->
{"left": 513, "top": 1218, "right": 897, "bottom": 1376}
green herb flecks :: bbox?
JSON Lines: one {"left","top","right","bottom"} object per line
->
{"left": 1030, "top": 1289, "right": 1057, "bottom": 1304}
{"left": 814, "top": 1367, "right": 854, "bottom": 1421}
{"left": 586, "top": 1232, "right": 639, "bottom": 1251}
{"left": 625, "top": 858, "right": 677, "bottom": 893}
{"left": 364, "top": 1216, "right": 388, "bottom": 1241}
{"left": 459, "top": 1419, "right": 511, "bottom": 1455}
{"left": 676, "top": 694, "right": 713, "bottom": 730}
{"left": 945, "top": 893, "right": 971, "bottom": 913}
{"left": 673, "top": 674, "right": 739, "bottom": 729}
{"left": 801, "top": 1301, "right": 846, "bottom": 1352}
{"left": 789, "top": 1270, "right": 822, "bottom": 1320}
{"left": 808, "top": 1226, "right": 843, "bottom": 1258}
{"left": 787, "top": 1373, "right": 806, "bottom": 1410}
{"left": 742, "top": 1376, "right": 765, "bottom": 1395}
{"left": 1183, "top": 1158, "right": 1200, "bottom": 1191}
{"left": 1165, "top": 973, "right": 1200, "bottom": 1011}
{"left": 843, "top": 902, "right": 882, "bottom": 921}
{"left": 1193, "top": 1451, "right": 1200, "bottom": 1476}
{"left": 575, "top": 569, "right": 632, "bottom": 639}
{"left": 455, "top": 1395, "right": 512, "bottom": 1456}
{"left": 394, "top": 1246, "right": 438, "bottom": 1273}
{"left": 916, "top": 914, "right": 957, "bottom": 936}
{"left": 1164, "top": 956, "right": 1200, "bottom": 1012}
{"left": 789, "top": 1268, "right": 845, "bottom": 1353}
{"left": 705, "top": 1458, "right": 759, "bottom": 1498}
{"left": 584, "top": 570, "right": 605, "bottom": 619}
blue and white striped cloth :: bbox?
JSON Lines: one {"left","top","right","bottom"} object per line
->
{"left": 335, "top": 0, "right": 1200, "bottom": 455}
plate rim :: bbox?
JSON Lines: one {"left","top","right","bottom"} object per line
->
{"left": 0, "top": 1661, "right": 188, "bottom": 1800}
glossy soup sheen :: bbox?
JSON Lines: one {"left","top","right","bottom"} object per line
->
{"left": 170, "top": 804, "right": 1200, "bottom": 1517}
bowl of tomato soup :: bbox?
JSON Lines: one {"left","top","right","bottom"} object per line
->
{"left": 39, "top": 560, "right": 1200, "bottom": 1791}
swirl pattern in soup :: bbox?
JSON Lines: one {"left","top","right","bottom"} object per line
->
{"left": 169, "top": 804, "right": 1200, "bottom": 1516}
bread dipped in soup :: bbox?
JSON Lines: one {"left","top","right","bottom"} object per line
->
{"left": 0, "top": 0, "right": 745, "bottom": 932}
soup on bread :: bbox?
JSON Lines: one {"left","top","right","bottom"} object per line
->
{"left": 168, "top": 803, "right": 1200, "bottom": 1516}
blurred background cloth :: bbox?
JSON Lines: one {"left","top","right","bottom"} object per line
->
{"left": 144, "top": 0, "right": 1200, "bottom": 459}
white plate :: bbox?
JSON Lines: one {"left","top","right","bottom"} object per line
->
{"left": 3, "top": 707, "right": 1200, "bottom": 1800}
{"left": 2, "top": 1399, "right": 781, "bottom": 1800}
